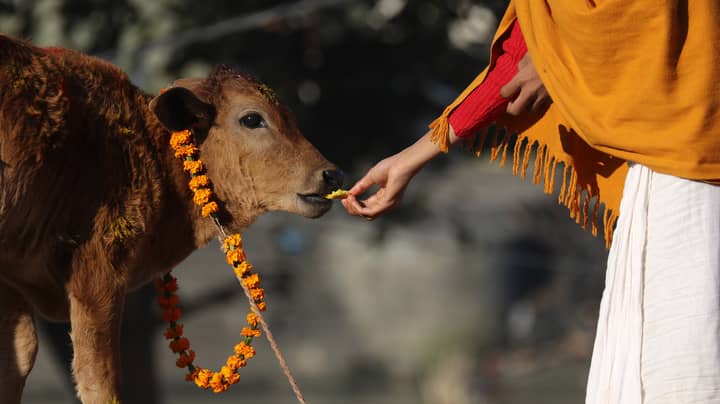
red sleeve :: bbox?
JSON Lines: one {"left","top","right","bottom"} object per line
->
{"left": 448, "top": 20, "right": 528, "bottom": 138}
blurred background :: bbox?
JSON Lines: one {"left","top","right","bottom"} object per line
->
{"left": 1, "top": 0, "right": 608, "bottom": 403}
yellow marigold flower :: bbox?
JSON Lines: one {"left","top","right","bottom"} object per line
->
{"left": 226, "top": 372, "right": 241, "bottom": 385}
{"left": 242, "top": 274, "right": 260, "bottom": 289}
{"left": 188, "top": 175, "right": 211, "bottom": 192}
{"left": 193, "top": 188, "right": 212, "bottom": 206}
{"left": 241, "top": 327, "right": 261, "bottom": 338}
{"left": 233, "top": 262, "right": 253, "bottom": 277}
{"left": 194, "top": 368, "right": 213, "bottom": 389}
{"left": 170, "top": 130, "right": 192, "bottom": 149}
{"left": 256, "top": 301, "right": 267, "bottom": 311}
{"left": 223, "top": 234, "right": 243, "bottom": 251}
{"left": 157, "top": 294, "right": 179, "bottom": 309}
{"left": 221, "top": 366, "right": 234, "bottom": 379}
{"left": 226, "top": 354, "right": 247, "bottom": 370}
{"left": 183, "top": 160, "right": 205, "bottom": 175}
{"left": 173, "top": 145, "right": 198, "bottom": 159}
{"left": 163, "top": 307, "right": 181, "bottom": 323}
{"left": 324, "top": 189, "right": 350, "bottom": 200}
{"left": 170, "top": 337, "right": 190, "bottom": 353}
{"left": 246, "top": 312, "right": 259, "bottom": 328}
{"left": 233, "top": 342, "right": 256, "bottom": 359}
{"left": 226, "top": 249, "right": 246, "bottom": 265}
{"left": 201, "top": 202, "right": 219, "bottom": 218}
{"left": 164, "top": 324, "right": 184, "bottom": 339}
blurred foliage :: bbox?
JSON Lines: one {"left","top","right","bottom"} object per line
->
{"left": 0, "top": 0, "right": 509, "bottom": 169}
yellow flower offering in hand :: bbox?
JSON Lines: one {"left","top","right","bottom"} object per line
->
{"left": 324, "top": 189, "right": 350, "bottom": 200}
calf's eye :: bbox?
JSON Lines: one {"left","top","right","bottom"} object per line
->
{"left": 240, "top": 113, "right": 267, "bottom": 129}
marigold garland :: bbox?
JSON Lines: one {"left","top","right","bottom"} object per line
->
{"left": 158, "top": 128, "right": 269, "bottom": 393}
{"left": 161, "top": 124, "right": 344, "bottom": 397}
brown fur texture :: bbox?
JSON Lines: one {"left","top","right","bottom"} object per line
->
{"left": 0, "top": 35, "right": 339, "bottom": 403}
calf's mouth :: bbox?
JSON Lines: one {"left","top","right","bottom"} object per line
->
{"left": 294, "top": 168, "right": 343, "bottom": 218}
{"left": 297, "top": 193, "right": 333, "bottom": 204}
{"left": 296, "top": 192, "right": 333, "bottom": 218}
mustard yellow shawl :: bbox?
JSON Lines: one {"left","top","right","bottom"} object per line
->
{"left": 430, "top": 0, "right": 720, "bottom": 246}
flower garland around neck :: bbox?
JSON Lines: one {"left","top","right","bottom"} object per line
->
{"left": 159, "top": 121, "right": 348, "bottom": 394}
{"left": 158, "top": 128, "right": 267, "bottom": 393}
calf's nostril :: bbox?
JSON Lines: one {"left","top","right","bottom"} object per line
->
{"left": 322, "top": 169, "right": 345, "bottom": 188}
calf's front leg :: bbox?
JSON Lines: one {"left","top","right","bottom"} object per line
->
{"left": 0, "top": 283, "right": 38, "bottom": 404}
{"left": 68, "top": 266, "right": 125, "bottom": 404}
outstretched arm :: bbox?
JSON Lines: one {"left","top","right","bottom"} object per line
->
{"left": 343, "top": 19, "right": 549, "bottom": 221}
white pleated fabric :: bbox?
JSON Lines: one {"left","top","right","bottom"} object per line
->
{"left": 586, "top": 163, "right": 720, "bottom": 404}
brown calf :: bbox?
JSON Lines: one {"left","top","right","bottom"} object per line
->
{"left": 0, "top": 35, "right": 342, "bottom": 403}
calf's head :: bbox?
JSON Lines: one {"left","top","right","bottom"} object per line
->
{"left": 150, "top": 66, "right": 342, "bottom": 227}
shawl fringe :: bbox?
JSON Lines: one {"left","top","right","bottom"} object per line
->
{"left": 442, "top": 121, "right": 618, "bottom": 248}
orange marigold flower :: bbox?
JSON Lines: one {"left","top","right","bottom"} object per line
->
{"left": 188, "top": 175, "right": 211, "bottom": 192}
{"left": 223, "top": 234, "right": 243, "bottom": 251}
{"left": 246, "top": 312, "right": 259, "bottom": 328}
{"left": 162, "top": 277, "right": 178, "bottom": 292}
{"left": 193, "top": 188, "right": 213, "bottom": 206}
{"left": 164, "top": 324, "right": 184, "bottom": 339}
{"left": 176, "top": 349, "right": 196, "bottom": 368}
{"left": 233, "top": 342, "right": 256, "bottom": 359}
{"left": 209, "top": 372, "right": 226, "bottom": 393}
{"left": 155, "top": 276, "right": 179, "bottom": 292}
{"left": 242, "top": 274, "right": 260, "bottom": 289}
{"left": 169, "top": 337, "right": 190, "bottom": 353}
{"left": 194, "top": 368, "right": 213, "bottom": 389}
{"left": 201, "top": 201, "right": 219, "bottom": 218}
{"left": 226, "top": 354, "right": 247, "bottom": 370}
{"left": 226, "top": 249, "right": 246, "bottom": 266}
{"left": 186, "top": 367, "right": 200, "bottom": 382}
{"left": 173, "top": 145, "right": 198, "bottom": 159}
{"left": 183, "top": 160, "right": 205, "bottom": 175}
{"left": 163, "top": 307, "right": 181, "bottom": 323}
{"left": 241, "top": 327, "right": 261, "bottom": 338}
{"left": 233, "top": 262, "right": 253, "bottom": 278}
{"left": 170, "top": 130, "right": 192, "bottom": 149}
{"left": 256, "top": 301, "right": 267, "bottom": 311}
{"left": 157, "top": 294, "right": 179, "bottom": 309}
{"left": 250, "top": 287, "right": 265, "bottom": 302}
{"left": 226, "top": 372, "right": 241, "bottom": 385}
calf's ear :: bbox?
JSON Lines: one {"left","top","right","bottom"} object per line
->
{"left": 149, "top": 87, "right": 215, "bottom": 134}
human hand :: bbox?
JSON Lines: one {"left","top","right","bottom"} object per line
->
{"left": 500, "top": 53, "right": 551, "bottom": 115}
{"left": 341, "top": 152, "right": 418, "bottom": 220}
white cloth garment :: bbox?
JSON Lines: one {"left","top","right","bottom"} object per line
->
{"left": 586, "top": 163, "right": 720, "bottom": 404}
